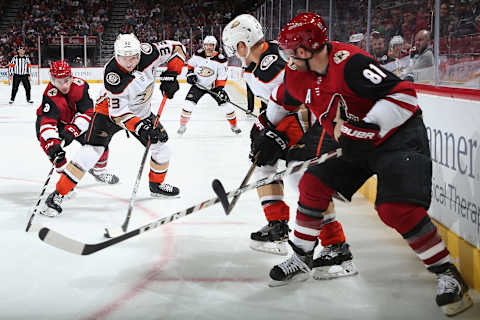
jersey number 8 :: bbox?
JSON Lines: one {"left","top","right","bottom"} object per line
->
{"left": 363, "top": 64, "right": 387, "bottom": 84}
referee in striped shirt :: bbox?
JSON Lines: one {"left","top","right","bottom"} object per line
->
{"left": 9, "top": 47, "right": 33, "bottom": 104}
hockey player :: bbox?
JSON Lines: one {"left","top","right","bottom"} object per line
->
{"left": 41, "top": 34, "right": 186, "bottom": 216}
{"left": 36, "top": 60, "right": 119, "bottom": 194}
{"left": 256, "top": 12, "right": 472, "bottom": 316}
{"left": 222, "top": 14, "right": 358, "bottom": 280}
{"left": 177, "top": 35, "right": 241, "bottom": 135}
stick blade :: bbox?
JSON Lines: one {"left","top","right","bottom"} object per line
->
{"left": 211, "top": 179, "right": 230, "bottom": 215}
{"left": 104, "top": 227, "right": 125, "bottom": 239}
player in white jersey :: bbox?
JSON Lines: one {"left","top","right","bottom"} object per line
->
{"left": 222, "top": 14, "right": 358, "bottom": 280}
{"left": 177, "top": 35, "right": 241, "bottom": 135}
{"left": 41, "top": 34, "right": 186, "bottom": 216}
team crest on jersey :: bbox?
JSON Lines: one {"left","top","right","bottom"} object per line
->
{"left": 260, "top": 54, "right": 278, "bottom": 71}
{"left": 140, "top": 43, "right": 153, "bottom": 55}
{"left": 333, "top": 50, "right": 350, "bottom": 64}
{"left": 47, "top": 88, "right": 58, "bottom": 97}
{"left": 106, "top": 72, "right": 121, "bottom": 85}
{"left": 199, "top": 66, "right": 214, "bottom": 77}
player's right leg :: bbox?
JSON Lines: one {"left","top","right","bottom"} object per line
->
{"left": 178, "top": 85, "right": 204, "bottom": 135}
{"left": 41, "top": 113, "right": 121, "bottom": 217}
{"left": 250, "top": 163, "right": 290, "bottom": 256}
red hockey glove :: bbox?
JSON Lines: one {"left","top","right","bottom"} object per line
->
{"left": 60, "top": 124, "right": 81, "bottom": 147}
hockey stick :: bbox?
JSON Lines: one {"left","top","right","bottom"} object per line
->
{"left": 212, "top": 148, "right": 343, "bottom": 214}
{"left": 104, "top": 94, "right": 168, "bottom": 238}
{"left": 225, "top": 155, "right": 258, "bottom": 215}
{"left": 26, "top": 145, "right": 64, "bottom": 232}
{"left": 33, "top": 148, "right": 342, "bottom": 255}
{"left": 196, "top": 84, "right": 254, "bottom": 115}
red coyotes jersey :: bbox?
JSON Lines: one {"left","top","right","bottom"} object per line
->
{"left": 273, "top": 42, "right": 419, "bottom": 144}
{"left": 36, "top": 77, "right": 93, "bottom": 142}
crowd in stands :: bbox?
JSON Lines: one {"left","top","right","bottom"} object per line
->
{"left": 0, "top": 0, "right": 112, "bottom": 67}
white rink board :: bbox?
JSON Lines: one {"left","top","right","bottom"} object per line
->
{"left": 420, "top": 93, "right": 480, "bottom": 249}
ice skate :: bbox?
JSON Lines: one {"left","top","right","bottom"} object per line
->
{"left": 312, "top": 242, "right": 359, "bottom": 280}
{"left": 269, "top": 240, "right": 315, "bottom": 287}
{"left": 177, "top": 125, "right": 187, "bottom": 135}
{"left": 250, "top": 220, "right": 289, "bottom": 255}
{"left": 40, "top": 190, "right": 64, "bottom": 217}
{"left": 231, "top": 126, "right": 241, "bottom": 135}
{"left": 88, "top": 169, "right": 119, "bottom": 184}
{"left": 429, "top": 263, "right": 473, "bottom": 316}
{"left": 149, "top": 181, "right": 180, "bottom": 198}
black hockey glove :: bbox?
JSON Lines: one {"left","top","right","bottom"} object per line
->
{"left": 44, "top": 138, "right": 66, "bottom": 163}
{"left": 338, "top": 120, "right": 380, "bottom": 162}
{"left": 159, "top": 70, "right": 179, "bottom": 99}
{"left": 136, "top": 118, "right": 168, "bottom": 144}
{"left": 250, "top": 112, "right": 289, "bottom": 166}
{"left": 59, "top": 124, "right": 81, "bottom": 147}
{"left": 186, "top": 71, "right": 198, "bottom": 85}
{"left": 212, "top": 86, "right": 229, "bottom": 102}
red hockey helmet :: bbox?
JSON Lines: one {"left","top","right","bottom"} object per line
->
{"left": 277, "top": 12, "right": 328, "bottom": 61}
{"left": 50, "top": 60, "right": 72, "bottom": 78}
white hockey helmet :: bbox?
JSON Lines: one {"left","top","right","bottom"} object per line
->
{"left": 114, "top": 33, "right": 141, "bottom": 57}
{"left": 222, "top": 14, "right": 264, "bottom": 58}
{"left": 203, "top": 35, "right": 217, "bottom": 48}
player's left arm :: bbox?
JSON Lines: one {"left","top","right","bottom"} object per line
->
{"left": 71, "top": 79, "right": 93, "bottom": 135}
{"left": 344, "top": 53, "right": 418, "bottom": 139}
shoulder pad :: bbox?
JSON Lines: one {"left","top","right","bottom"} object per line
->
{"left": 104, "top": 59, "right": 134, "bottom": 94}
{"left": 137, "top": 43, "right": 160, "bottom": 71}
{"left": 47, "top": 87, "right": 59, "bottom": 97}
{"left": 213, "top": 52, "right": 227, "bottom": 63}
{"left": 195, "top": 49, "right": 207, "bottom": 58}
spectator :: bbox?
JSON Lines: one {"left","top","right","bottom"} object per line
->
{"left": 440, "top": 2, "right": 454, "bottom": 37}
{"left": 411, "top": 29, "right": 434, "bottom": 69}
{"left": 348, "top": 33, "right": 365, "bottom": 49}
{"left": 370, "top": 31, "right": 392, "bottom": 64}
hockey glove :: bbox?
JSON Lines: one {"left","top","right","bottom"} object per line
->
{"left": 59, "top": 124, "right": 81, "bottom": 147}
{"left": 250, "top": 112, "right": 289, "bottom": 166}
{"left": 212, "top": 86, "right": 229, "bottom": 102}
{"left": 338, "top": 120, "right": 380, "bottom": 162}
{"left": 159, "top": 70, "right": 179, "bottom": 99}
{"left": 136, "top": 119, "right": 168, "bottom": 144}
{"left": 186, "top": 71, "right": 198, "bottom": 85}
{"left": 44, "top": 138, "right": 66, "bottom": 163}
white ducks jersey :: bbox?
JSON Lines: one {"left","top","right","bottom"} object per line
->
{"left": 95, "top": 40, "right": 185, "bottom": 131}
{"left": 187, "top": 49, "right": 228, "bottom": 89}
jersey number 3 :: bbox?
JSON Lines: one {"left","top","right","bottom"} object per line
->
{"left": 363, "top": 64, "right": 387, "bottom": 84}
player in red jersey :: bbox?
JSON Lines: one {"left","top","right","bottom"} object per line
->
{"left": 36, "top": 61, "right": 119, "bottom": 213}
{"left": 250, "top": 12, "right": 472, "bottom": 316}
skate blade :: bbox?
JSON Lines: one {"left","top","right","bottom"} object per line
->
{"left": 313, "top": 260, "right": 359, "bottom": 280}
{"left": 250, "top": 240, "right": 288, "bottom": 256}
{"left": 38, "top": 206, "right": 62, "bottom": 218}
{"left": 441, "top": 292, "right": 473, "bottom": 316}
{"left": 150, "top": 192, "right": 181, "bottom": 199}
{"left": 268, "top": 273, "right": 310, "bottom": 287}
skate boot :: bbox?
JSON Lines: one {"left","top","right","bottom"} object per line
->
{"left": 250, "top": 220, "right": 290, "bottom": 255}
{"left": 177, "top": 125, "right": 187, "bottom": 135}
{"left": 429, "top": 263, "right": 473, "bottom": 316}
{"left": 40, "top": 190, "right": 64, "bottom": 217}
{"left": 312, "top": 242, "right": 359, "bottom": 280}
{"left": 88, "top": 169, "right": 119, "bottom": 184}
{"left": 231, "top": 126, "right": 241, "bottom": 135}
{"left": 269, "top": 240, "right": 315, "bottom": 287}
{"left": 149, "top": 181, "right": 180, "bottom": 198}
